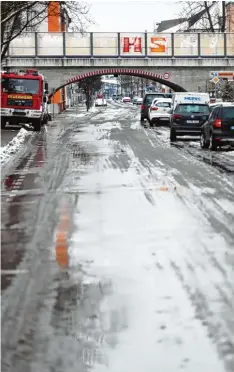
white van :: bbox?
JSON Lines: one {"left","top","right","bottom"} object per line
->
{"left": 172, "top": 92, "right": 210, "bottom": 111}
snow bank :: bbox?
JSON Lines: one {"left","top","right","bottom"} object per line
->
{"left": 0, "top": 128, "right": 32, "bottom": 166}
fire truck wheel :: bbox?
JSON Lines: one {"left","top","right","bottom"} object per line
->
{"left": 42, "top": 114, "right": 48, "bottom": 125}
{"left": 1, "top": 119, "right": 7, "bottom": 129}
{"left": 32, "top": 119, "right": 42, "bottom": 132}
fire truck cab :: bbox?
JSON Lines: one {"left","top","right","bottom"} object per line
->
{"left": 1, "top": 69, "right": 50, "bottom": 131}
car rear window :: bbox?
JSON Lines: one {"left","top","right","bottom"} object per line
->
{"left": 223, "top": 107, "right": 234, "bottom": 120}
{"left": 156, "top": 102, "right": 171, "bottom": 107}
{"left": 145, "top": 94, "right": 165, "bottom": 104}
{"left": 175, "top": 104, "right": 210, "bottom": 115}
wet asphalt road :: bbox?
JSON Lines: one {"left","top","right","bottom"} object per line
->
{"left": 1, "top": 102, "right": 234, "bottom": 372}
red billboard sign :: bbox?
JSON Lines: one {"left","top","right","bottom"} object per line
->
{"left": 123, "top": 37, "right": 142, "bottom": 53}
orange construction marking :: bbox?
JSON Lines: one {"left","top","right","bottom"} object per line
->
{"left": 159, "top": 186, "right": 169, "bottom": 191}
{"left": 55, "top": 201, "right": 70, "bottom": 269}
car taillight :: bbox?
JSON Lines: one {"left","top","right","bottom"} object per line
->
{"left": 141, "top": 104, "right": 145, "bottom": 110}
{"left": 214, "top": 119, "right": 222, "bottom": 128}
{"left": 172, "top": 114, "right": 182, "bottom": 120}
{"left": 150, "top": 107, "right": 158, "bottom": 111}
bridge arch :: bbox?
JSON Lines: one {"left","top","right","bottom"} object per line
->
{"left": 49, "top": 68, "right": 186, "bottom": 98}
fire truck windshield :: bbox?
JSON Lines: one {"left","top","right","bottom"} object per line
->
{"left": 1, "top": 78, "right": 39, "bottom": 94}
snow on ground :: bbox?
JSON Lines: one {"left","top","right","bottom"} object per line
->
{"left": 89, "top": 105, "right": 99, "bottom": 113}
{"left": 68, "top": 120, "right": 230, "bottom": 372}
{"left": 225, "top": 149, "right": 234, "bottom": 157}
{"left": 0, "top": 128, "right": 32, "bottom": 167}
{"left": 62, "top": 106, "right": 97, "bottom": 118}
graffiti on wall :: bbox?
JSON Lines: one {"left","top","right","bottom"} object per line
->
{"left": 149, "top": 37, "right": 167, "bottom": 53}
{"left": 120, "top": 33, "right": 144, "bottom": 55}
{"left": 123, "top": 37, "right": 142, "bottom": 53}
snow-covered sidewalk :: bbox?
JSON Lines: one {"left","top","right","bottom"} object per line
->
{"left": 1, "top": 128, "right": 33, "bottom": 167}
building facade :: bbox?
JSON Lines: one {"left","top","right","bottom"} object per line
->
{"left": 226, "top": 1, "right": 234, "bottom": 32}
{"left": 34, "top": 2, "right": 70, "bottom": 112}
{"left": 44, "top": 2, "right": 70, "bottom": 112}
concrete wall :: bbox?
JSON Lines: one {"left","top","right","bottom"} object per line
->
{"left": 4, "top": 57, "right": 234, "bottom": 92}
{"left": 12, "top": 65, "right": 233, "bottom": 92}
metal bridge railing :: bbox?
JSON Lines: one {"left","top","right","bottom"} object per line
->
{"left": 7, "top": 32, "right": 234, "bottom": 58}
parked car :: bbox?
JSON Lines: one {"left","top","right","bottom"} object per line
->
{"left": 133, "top": 97, "right": 143, "bottom": 105}
{"left": 133, "top": 96, "right": 138, "bottom": 104}
{"left": 122, "top": 97, "right": 131, "bottom": 103}
{"left": 148, "top": 98, "right": 172, "bottom": 127}
{"left": 140, "top": 93, "right": 166, "bottom": 123}
{"left": 170, "top": 93, "right": 210, "bottom": 141}
{"left": 95, "top": 98, "right": 107, "bottom": 107}
{"left": 200, "top": 103, "right": 234, "bottom": 150}
{"left": 209, "top": 101, "right": 232, "bottom": 111}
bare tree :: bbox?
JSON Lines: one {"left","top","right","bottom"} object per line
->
{"left": 79, "top": 76, "right": 102, "bottom": 110}
{"left": 118, "top": 75, "right": 148, "bottom": 97}
{"left": 179, "top": 1, "right": 226, "bottom": 32}
{"left": 1, "top": 1, "right": 94, "bottom": 60}
{"left": 221, "top": 81, "right": 234, "bottom": 102}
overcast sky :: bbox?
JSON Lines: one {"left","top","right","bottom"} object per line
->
{"left": 88, "top": 0, "right": 183, "bottom": 33}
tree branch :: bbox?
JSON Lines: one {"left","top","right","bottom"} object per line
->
{"left": 1, "top": 1, "right": 38, "bottom": 25}
{"left": 204, "top": 1, "right": 215, "bottom": 32}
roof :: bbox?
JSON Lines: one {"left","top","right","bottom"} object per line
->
{"left": 154, "top": 98, "right": 172, "bottom": 102}
{"left": 157, "top": 2, "right": 216, "bottom": 33}
{"left": 161, "top": 21, "right": 188, "bottom": 33}
{"left": 156, "top": 18, "right": 187, "bottom": 32}
{"left": 209, "top": 102, "right": 234, "bottom": 107}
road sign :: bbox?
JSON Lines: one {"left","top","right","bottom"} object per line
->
{"left": 163, "top": 72, "right": 170, "bottom": 80}
{"left": 212, "top": 76, "right": 219, "bottom": 84}
{"left": 210, "top": 71, "right": 218, "bottom": 79}
{"left": 218, "top": 71, "right": 234, "bottom": 81}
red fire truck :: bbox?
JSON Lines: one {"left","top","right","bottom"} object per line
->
{"left": 1, "top": 69, "right": 50, "bottom": 131}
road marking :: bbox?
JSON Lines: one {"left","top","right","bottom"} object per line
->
{"left": 1, "top": 269, "right": 28, "bottom": 275}
{"left": 148, "top": 139, "right": 155, "bottom": 148}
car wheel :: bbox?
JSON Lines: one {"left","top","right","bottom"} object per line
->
{"left": 149, "top": 120, "right": 154, "bottom": 128}
{"left": 170, "top": 128, "right": 176, "bottom": 142}
{"left": 42, "top": 114, "right": 48, "bottom": 126}
{"left": 210, "top": 134, "right": 218, "bottom": 151}
{"left": 200, "top": 131, "right": 210, "bottom": 149}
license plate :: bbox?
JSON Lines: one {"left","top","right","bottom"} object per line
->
{"left": 160, "top": 118, "right": 168, "bottom": 121}
{"left": 187, "top": 120, "right": 199, "bottom": 124}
